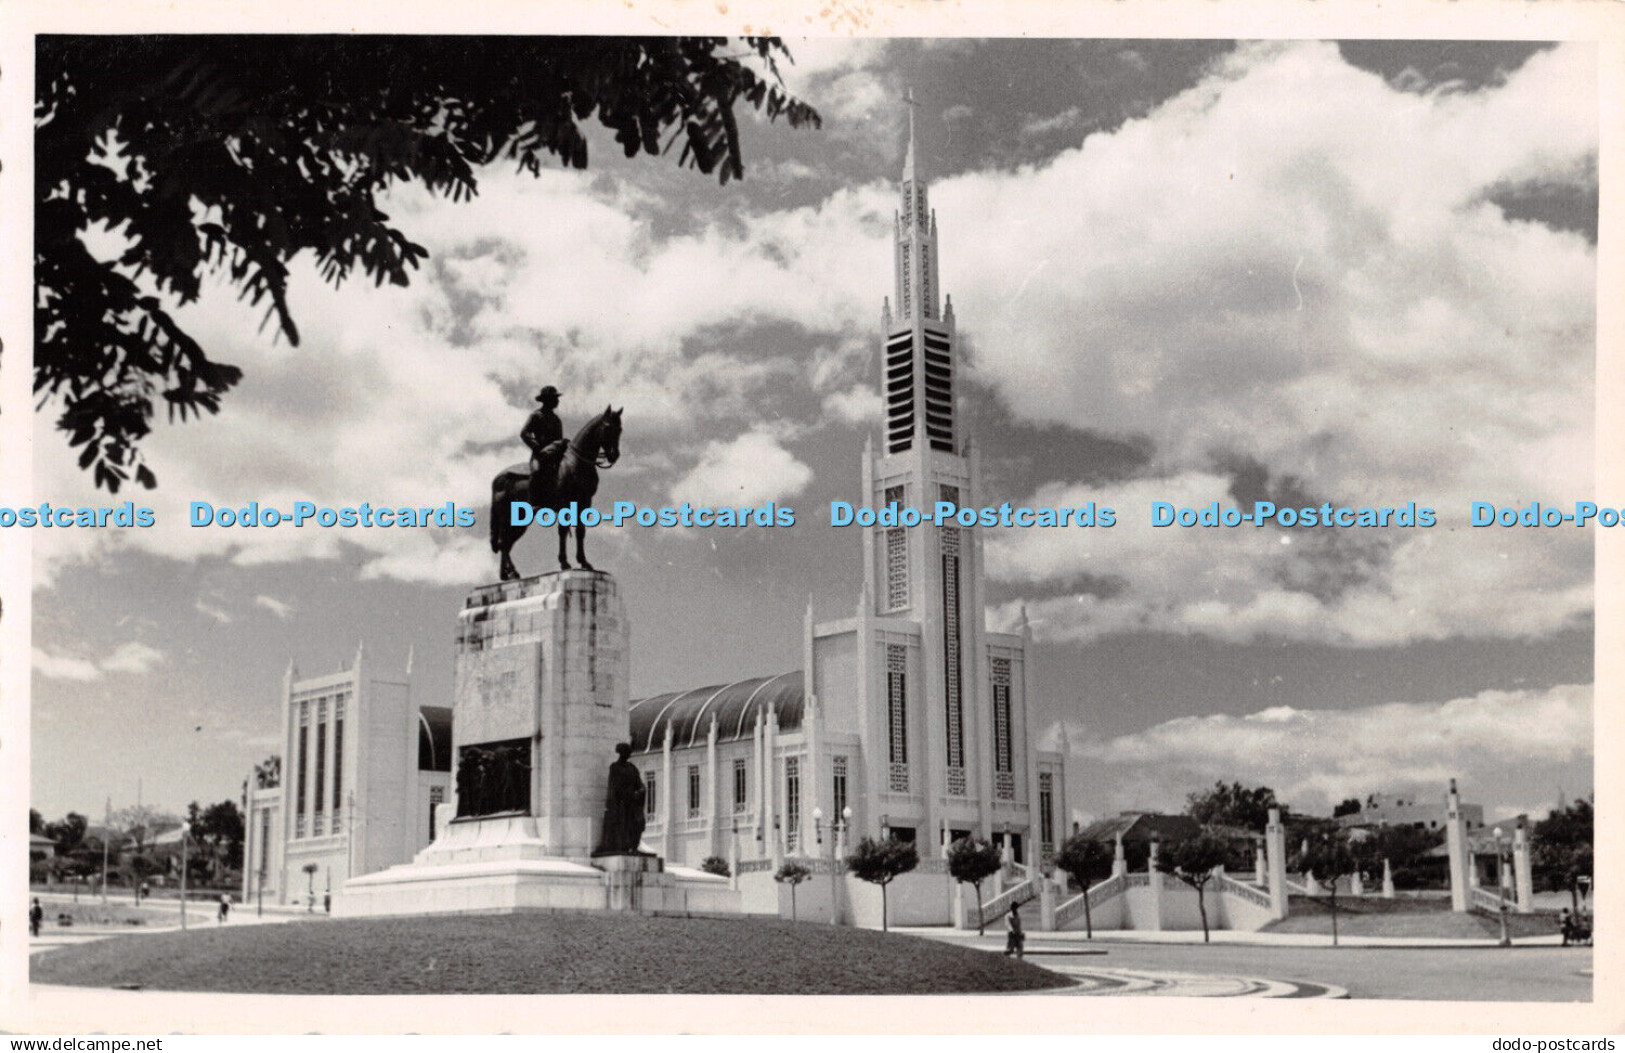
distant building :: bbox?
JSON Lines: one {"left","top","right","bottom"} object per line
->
{"left": 242, "top": 647, "right": 451, "bottom": 906}
{"left": 1337, "top": 791, "right": 1485, "bottom": 832}
{"left": 1074, "top": 812, "right": 1203, "bottom": 847}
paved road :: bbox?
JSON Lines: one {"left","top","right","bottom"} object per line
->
{"left": 907, "top": 929, "right": 1591, "bottom": 1001}
{"left": 1027, "top": 940, "right": 1591, "bottom": 1001}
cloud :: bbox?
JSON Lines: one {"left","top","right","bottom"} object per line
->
{"left": 960, "top": 41, "right": 1596, "bottom": 646}
{"left": 1019, "top": 106, "right": 1085, "bottom": 139}
{"left": 194, "top": 598, "right": 232, "bottom": 624}
{"left": 1056, "top": 683, "right": 1591, "bottom": 818}
{"left": 33, "top": 169, "right": 891, "bottom": 586}
{"left": 822, "top": 386, "right": 883, "bottom": 426}
{"left": 33, "top": 642, "right": 166, "bottom": 680}
{"left": 100, "top": 642, "right": 166, "bottom": 675}
{"left": 32, "top": 648, "right": 100, "bottom": 682}
{"left": 253, "top": 595, "right": 294, "bottom": 619}
{"left": 987, "top": 472, "right": 1592, "bottom": 646}
{"left": 32, "top": 40, "right": 1597, "bottom": 657}
{"left": 669, "top": 429, "right": 814, "bottom": 508}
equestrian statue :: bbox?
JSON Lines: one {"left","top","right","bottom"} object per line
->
{"left": 490, "top": 385, "right": 622, "bottom": 580}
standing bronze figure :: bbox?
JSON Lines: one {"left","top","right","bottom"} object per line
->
{"left": 490, "top": 398, "right": 622, "bottom": 580}
{"left": 594, "top": 743, "right": 648, "bottom": 856}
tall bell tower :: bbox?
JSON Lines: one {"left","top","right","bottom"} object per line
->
{"left": 860, "top": 93, "right": 994, "bottom": 844}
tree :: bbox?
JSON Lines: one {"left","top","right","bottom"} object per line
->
{"left": 109, "top": 803, "right": 171, "bottom": 856}
{"left": 44, "top": 812, "right": 89, "bottom": 853}
{"left": 1349, "top": 822, "right": 1441, "bottom": 883}
{"left": 189, "top": 799, "right": 246, "bottom": 880}
{"left": 1534, "top": 796, "right": 1594, "bottom": 910}
{"left": 699, "top": 856, "right": 731, "bottom": 879}
{"left": 1054, "top": 835, "right": 1115, "bottom": 939}
{"left": 36, "top": 36, "right": 820, "bottom": 491}
{"left": 108, "top": 804, "right": 176, "bottom": 900}
{"left": 1185, "top": 781, "right": 1278, "bottom": 833}
{"left": 1333, "top": 798, "right": 1363, "bottom": 818}
{"left": 30, "top": 809, "right": 43, "bottom": 834}
{"left": 1156, "top": 832, "right": 1231, "bottom": 943}
{"left": 1295, "top": 835, "right": 1358, "bottom": 947}
{"left": 845, "top": 837, "right": 919, "bottom": 933}
{"left": 253, "top": 755, "right": 281, "bottom": 790}
{"left": 945, "top": 837, "right": 1003, "bottom": 935}
{"left": 774, "top": 861, "right": 812, "bottom": 922}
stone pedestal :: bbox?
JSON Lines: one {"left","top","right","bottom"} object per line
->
{"left": 599, "top": 854, "right": 692, "bottom": 913}
{"left": 335, "top": 571, "right": 741, "bottom": 919}
{"left": 452, "top": 570, "right": 628, "bottom": 862}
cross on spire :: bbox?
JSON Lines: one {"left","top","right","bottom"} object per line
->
{"left": 902, "top": 88, "right": 919, "bottom": 181}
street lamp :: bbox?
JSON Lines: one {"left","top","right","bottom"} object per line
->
{"left": 811, "top": 806, "right": 853, "bottom": 926}
{"left": 179, "top": 827, "right": 190, "bottom": 930}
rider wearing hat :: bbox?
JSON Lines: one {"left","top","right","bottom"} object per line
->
{"left": 523, "top": 386, "right": 567, "bottom": 496}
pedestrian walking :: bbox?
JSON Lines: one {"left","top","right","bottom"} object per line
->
{"left": 1004, "top": 903, "right": 1025, "bottom": 958}
{"left": 217, "top": 893, "right": 231, "bottom": 924}
{"left": 28, "top": 898, "right": 43, "bottom": 937}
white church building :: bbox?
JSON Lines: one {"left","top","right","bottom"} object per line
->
{"left": 626, "top": 110, "right": 1069, "bottom": 881}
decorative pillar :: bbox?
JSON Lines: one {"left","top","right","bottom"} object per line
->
{"left": 752, "top": 712, "right": 766, "bottom": 860}
{"left": 705, "top": 716, "right": 720, "bottom": 859}
{"left": 1019, "top": 605, "right": 1042, "bottom": 867}
{"left": 1254, "top": 845, "right": 1267, "bottom": 886}
{"left": 1145, "top": 838, "right": 1164, "bottom": 932}
{"left": 1113, "top": 831, "right": 1128, "bottom": 878}
{"left": 1382, "top": 857, "right": 1396, "bottom": 899}
{"left": 661, "top": 725, "right": 674, "bottom": 861}
{"left": 1266, "top": 807, "right": 1288, "bottom": 920}
{"left": 766, "top": 707, "right": 782, "bottom": 868}
{"left": 727, "top": 821, "right": 739, "bottom": 891}
{"left": 1351, "top": 869, "right": 1364, "bottom": 897}
{"left": 1514, "top": 816, "right": 1534, "bottom": 914}
{"left": 806, "top": 691, "right": 822, "bottom": 860}
{"left": 1038, "top": 862, "right": 1056, "bottom": 931}
{"left": 1445, "top": 778, "right": 1470, "bottom": 912}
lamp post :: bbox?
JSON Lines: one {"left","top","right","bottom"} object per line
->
{"left": 257, "top": 833, "right": 266, "bottom": 917}
{"left": 812, "top": 806, "right": 853, "bottom": 926}
{"left": 729, "top": 818, "right": 740, "bottom": 889}
{"left": 179, "top": 827, "right": 190, "bottom": 930}
{"left": 1492, "top": 826, "right": 1511, "bottom": 948}
{"left": 814, "top": 807, "right": 827, "bottom": 922}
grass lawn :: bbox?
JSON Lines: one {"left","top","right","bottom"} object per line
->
{"left": 32, "top": 913, "right": 1071, "bottom": 995}
{"left": 1266, "top": 897, "right": 1560, "bottom": 939}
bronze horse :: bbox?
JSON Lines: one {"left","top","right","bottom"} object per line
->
{"left": 491, "top": 406, "right": 622, "bottom": 580}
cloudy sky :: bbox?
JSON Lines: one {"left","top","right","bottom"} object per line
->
{"left": 30, "top": 38, "right": 1597, "bottom": 826}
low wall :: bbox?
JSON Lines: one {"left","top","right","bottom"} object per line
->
{"left": 737, "top": 859, "right": 955, "bottom": 927}
{"left": 1057, "top": 875, "right": 1275, "bottom": 933}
